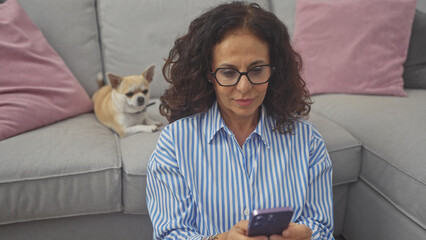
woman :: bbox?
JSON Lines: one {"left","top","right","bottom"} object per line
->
{"left": 147, "top": 2, "right": 334, "bottom": 240}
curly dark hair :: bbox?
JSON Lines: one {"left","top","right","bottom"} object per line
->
{"left": 160, "top": 1, "right": 311, "bottom": 133}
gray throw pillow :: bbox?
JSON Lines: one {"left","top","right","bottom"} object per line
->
{"left": 403, "top": 9, "right": 426, "bottom": 89}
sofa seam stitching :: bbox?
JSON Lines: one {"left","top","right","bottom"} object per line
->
{"left": 362, "top": 145, "right": 426, "bottom": 186}
{"left": 0, "top": 168, "right": 121, "bottom": 184}
{"left": 359, "top": 177, "right": 426, "bottom": 230}
{"left": 327, "top": 144, "right": 362, "bottom": 153}
{"left": 0, "top": 209, "right": 122, "bottom": 226}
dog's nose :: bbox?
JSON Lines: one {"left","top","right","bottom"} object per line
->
{"left": 137, "top": 97, "right": 145, "bottom": 106}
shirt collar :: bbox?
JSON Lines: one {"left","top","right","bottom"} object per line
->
{"left": 206, "top": 101, "right": 227, "bottom": 142}
{"left": 206, "top": 101, "right": 270, "bottom": 148}
{"left": 253, "top": 106, "right": 270, "bottom": 148}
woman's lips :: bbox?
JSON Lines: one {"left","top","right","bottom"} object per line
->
{"left": 234, "top": 98, "right": 254, "bottom": 107}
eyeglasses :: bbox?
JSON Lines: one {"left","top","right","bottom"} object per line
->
{"left": 210, "top": 64, "right": 275, "bottom": 87}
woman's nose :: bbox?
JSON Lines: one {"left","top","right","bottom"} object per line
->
{"left": 235, "top": 75, "right": 252, "bottom": 93}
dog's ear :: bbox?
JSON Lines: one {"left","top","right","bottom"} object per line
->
{"left": 107, "top": 73, "right": 122, "bottom": 89}
{"left": 142, "top": 64, "right": 155, "bottom": 83}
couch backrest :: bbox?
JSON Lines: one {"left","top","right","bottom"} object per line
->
{"left": 17, "top": 0, "right": 425, "bottom": 98}
{"left": 96, "top": 0, "right": 272, "bottom": 98}
{"left": 18, "top": 0, "right": 103, "bottom": 97}
{"left": 18, "top": 0, "right": 276, "bottom": 98}
{"left": 270, "top": 0, "right": 296, "bottom": 35}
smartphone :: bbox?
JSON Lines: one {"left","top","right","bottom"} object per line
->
{"left": 247, "top": 207, "right": 294, "bottom": 237}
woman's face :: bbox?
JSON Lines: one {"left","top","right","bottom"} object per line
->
{"left": 210, "top": 29, "right": 270, "bottom": 122}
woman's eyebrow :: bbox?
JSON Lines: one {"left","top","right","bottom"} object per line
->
{"left": 217, "top": 60, "right": 268, "bottom": 69}
{"left": 249, "top": 60, "right": 268, "bottom": 67}
{"left": 217, "top": 63, "right": 237, "bottom": 68}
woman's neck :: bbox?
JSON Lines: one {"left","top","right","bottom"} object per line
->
{"left": 220, "top": 108, "right": 261, "bottom": 147}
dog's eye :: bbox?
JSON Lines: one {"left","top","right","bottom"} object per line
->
{"left": 125, "top": 92, "right": 134, "bottom": 97}
{"left": 142, "top": 89, "right": 149, "bottom": 94}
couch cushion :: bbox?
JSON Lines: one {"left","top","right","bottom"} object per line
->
{"left": 344, "top": 180, "right": 426, "bottom": 240}
{"left": 310, "top": 113, "right": 362, "bottom": 236}
{"left": 311, "top": 89, "right": 426, "bottom": 228}
{"left": 97, "top": 0, "right": 271, "bottom": 99}
{"left": 0, "top": 114, "right": 122, "bottom": 225}
{"left": 119, "top": 99, "right": 168, "bottom": 214}
{"left": 0, "top": 213, "right": 153, "bottom": 240}
{"left": 309, "top": 113, "right": 362, "bottom": 187}
{"left": 18, "top": 0, "right": 102, "bottom": 96}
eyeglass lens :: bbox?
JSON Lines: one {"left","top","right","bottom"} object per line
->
{"left": 215, "top": 65, "right": 272, "bottom": 86}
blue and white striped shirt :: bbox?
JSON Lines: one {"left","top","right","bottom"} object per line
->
{"left": 147, "top": 101, "right": 334, "bottom": 239}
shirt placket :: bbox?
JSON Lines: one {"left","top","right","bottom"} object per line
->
{"left": 226, "top": 133, "right": 252, "bottom": 221}
{"left": 240, "top": 136, "right": 260, "bottom": 220}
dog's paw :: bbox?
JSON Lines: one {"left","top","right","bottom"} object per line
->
{"left": 125, "top": 124, "right": 158, "bottom": 134}
{"left": 155, "top": 122, "right": 163, "bottom": 127}
{"left": 146, "top": 125, "right": 159, "bottom": 132}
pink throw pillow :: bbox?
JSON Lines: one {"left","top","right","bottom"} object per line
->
{"left": 293, "top": 0, "right": 417, "bottom": 96}
{"left": 0, "top": 0, "right": 93, "bottom": 140}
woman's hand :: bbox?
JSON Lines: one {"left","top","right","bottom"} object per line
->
{"left": 218, "top": 220, "right": 268, "bottom": 240}
{"left": 214, "top": 221, "right": 311, "bottom": 240}
{"left": 269, "top": 223, "right": 312, "bottom": 240}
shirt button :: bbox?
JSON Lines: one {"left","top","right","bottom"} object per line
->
{"left": 243, "top": 208, "right": 250, "bottom": 216}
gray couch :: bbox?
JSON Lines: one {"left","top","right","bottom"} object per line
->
{"left": 0, "top": 0, "right": 425, "bottom": 240}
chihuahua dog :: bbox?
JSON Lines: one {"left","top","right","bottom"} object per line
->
{"left": 92, "top": 64, "right": 161, "bottom": 137}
